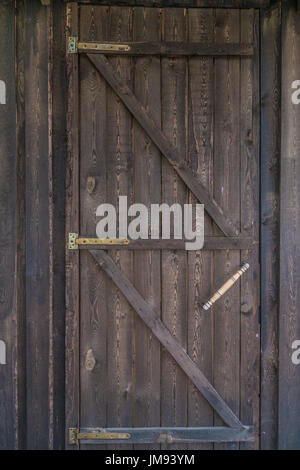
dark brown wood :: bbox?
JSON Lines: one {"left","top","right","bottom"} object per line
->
{"left": 66, "top": 0, "right": 270, "bottom": 8}
{"left": 51, "top": 0, "right": 68, "bottom": 450}
{"left": 78, "top": 4, "right": 109, "bottom": 451}
{"left": 0, "top": 0, "right": 18, "bottom": 450}
{"left": 187, "top": 7, "right": 214, "bottom": 451}
{"left": 87, "top": 53, "right": 238, "bottom": 237}
{"left": 77, "top": 237, "right": 254, "bottom": 250}
{"left": 213, "top": 9, "right": 241, "bottom": 451}
{"left": 132, "top": 7, "right": 161, "bottom": 450}
{"left": 240, "top": 9, "right": 260, "bottom": 450}
{"left": 160, "top": 8, "right": 187, "bottom": 448}
{"left": 15, "top": 0, "right": 26, "bottom": 451}
{"left": 105, "top": 6, "right": 134, "bottom": 451}
{"left": 76, "top": 426, "right": 254, "bottom": 444}
{"left": 66, "top": 1, "right": 80, "bottom": 450}
{"left": 279, "top": 1, "right": 300, "bottom": 450}
{"left": 90, "top": 249, "right": 244, "bottom": 430}
{"left": 25, "top": 0, "right": 52, "bottom": 449}
{"left": 79, "top": 41, "right": 254, "bottom": 56}
{"left": 261, "top": 3, "right": 281, "bottom": 450}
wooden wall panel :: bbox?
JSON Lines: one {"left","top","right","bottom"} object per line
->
{"left": 25, "top": 0, "right": 51, "bottom": 449}
{"left": 279, "top": 0, "right": 300, "bottom": 450}
{"left": 261, "top": 3, "right": 281, "bottom": 450}
{"left": 0, "top": 0, "right": 23, "bottom": 450}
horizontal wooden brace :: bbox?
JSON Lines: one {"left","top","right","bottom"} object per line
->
{"left": 75, "top": 40, "right": 253, "bottom": 56}
{"left": 76, "top": 237, "right": 254, "bottom": 250}
{"left": 64, "top": 1, "right": 270, "bottom": 9}
{"left": 73, "top": 426, "right": 254, "bottom": 445}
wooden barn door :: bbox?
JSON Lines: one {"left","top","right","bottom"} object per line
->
{"left": 66, "top": 3, "right": 260, "bottom": 449}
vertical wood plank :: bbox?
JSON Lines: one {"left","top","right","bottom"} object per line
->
{"left": 187, "top": 7, "right": 214, "bottom": 451}
{"left": 15, "top": 0, "right": 26, "bottom": 450}
{"left": 66, "top": 1, "right": 80, "bottom": 450}
{"left": 240, "top": 8, "right": 260, "bottom": 450}
{"left": 79, "top": 5, "right": 109, "bottom": 450}
{"left": 132, "top": 7, "right": 161, "bottom": 450}
{"left": 52, "top": 0, "right": 68, "bottom": 449}
{"left": 261, "top": 3, "right": 281, "bottom": 450}
{"left": 106, "top": 6, "right": 134, "bottom": 450}
{"left": 279, "top": 1, "right": 300, "bottom": 450}
{"left": 25, "top": 0, "right": 52, "bottom": 449}
{"left": 213, "top": 9, "right": 241, "bottom": 450}
{"left": 0, "top": 0, "right": 19, "bottom": 450}
{"left": 161, "top": 8, "right": 188, "bottom": 449}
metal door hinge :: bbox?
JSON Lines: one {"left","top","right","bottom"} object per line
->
{"left": 68, "top": 36, "right": 77, "bottom": 54}
{"left": 68, "top": 233, "right": 129, "bottom": 249}
{"left": 67, "top": 37, "right": 130, "bottom": 54}
{"left": 69, "top": 428, "right": 131, "bottom": 445}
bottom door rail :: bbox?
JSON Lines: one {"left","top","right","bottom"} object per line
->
{"left": 69, "top": 426, "right": 253, "bottom": 445}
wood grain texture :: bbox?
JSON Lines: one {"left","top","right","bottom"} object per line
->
{"left": 187, "top": 7, "right": 214, "bottom": 450}
{"left": 90, "top": 250, "right": 244, "bottom": 430}
{"left": 160, "top": 8, "right": 188, "bottom": 449}
{"left": 51, "top": 0, "right": 68, "bottom": 449}
{"left": 213, "top": 9, "right": 241, "bottom": 450}
{"left": 79, "top": 41, "right": 254, "bottom": 56}
{"left": 0, "top": 0, "right": 18, "bottom": 450}
{"left": 105, "top": 6, "right": 134, "bottom": 450}
{"left": 132, "top": 7, "right": 161, "bottom": 450}
{"left": 66, "top": 1, "right": 80, "bottom": 450}
{"left": 240, "top": 9, "right": 260, "bottom": 450}
{"left": 87, "top": 53, "right": 238, "bottom": 237}
{"left": 279, "top": 1, "right": 300, "bottom": 450}
{"left": 66, "top": 0, "right": 270, "bottom": 8}
{"left": 25, "top": 0, "right": 52, "bottom": 449}
{"left": 79, "top": 5, "right": 109, "bottom": 451}
{"left": 261, "top": 3, "right": 281, "bottom": 450}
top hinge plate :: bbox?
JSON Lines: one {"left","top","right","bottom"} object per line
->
{"left": 68, "top": 36, "right": 77, "bottom": 54}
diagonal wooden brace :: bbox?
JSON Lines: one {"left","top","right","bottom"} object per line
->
{"left": 90, "top": 249, "right": 244, "bottom": 429}
{"left": 87, "top": 53, "right": 238, "bottom": 237}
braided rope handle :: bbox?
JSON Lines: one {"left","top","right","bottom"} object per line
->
{"left": 202, "top": 263, "right": 250, "bottom": 311}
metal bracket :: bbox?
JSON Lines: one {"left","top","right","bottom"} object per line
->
{"left": 68, "top": 36, "right": 77, "bottom": 54}
{"left": 69, "top": 428, "right": 131, "bottom": 445}
{"left": 67, "top": 37, "right": 130, "bottom": 54}
{"left": 68, "top": 233, "right": 130, "bottom": 249}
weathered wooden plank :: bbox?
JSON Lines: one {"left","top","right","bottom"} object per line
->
{"left": 187, "top": 8, "right": 214, "bottom": 451}
{"left": 15, "top": 0, "right": 26, "bottom": 451}
{"left": 105, "top": 6, "right": 134, "bottom": 450}
{"left": 66, "top": 1, "right": 80, "bottom": 450}
{"left": 25, "top": 0, "right": 52, "bottom": 450}
{"left": 78, "top": 41, "right": 254, "bottom": 56}
{"left": 160, "top": 8, "right": 188, "bottom": 448}
{"left": 260, "top": 3, "right": 281, "bottom": 450}
{"left": 77, "top": 237, "right": 254, "bottom": 251}
{"left": 87, "top": 53, "right": 238, "bottom": 237}
{"left": 76, "top": 426, "right": 254, "bottom": 445}
{"left": 67, "top": 0, "right": 270, "bottom": 8}
{"left": 51, "top": 0, "right": 68, "bottom": 450}
{"left": 213, "top": 10, "right": 241, "bottom": 451}
{"left": 79, "top": 5, "right": 109, "bottom": 450}
{"left": 279, "top": 1, "right": 300, "bottom": 450}
{"left": 132, "top": 7, "right": 161, "bottom": 450}
{"left": 0, "top": 0, "right": 18, "bottom": 450}
{"left": 240, "top": 9, "right": 260, "bottom": 450}
{"left": 90, "top": 249, "right": 244, "bottom": 430}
